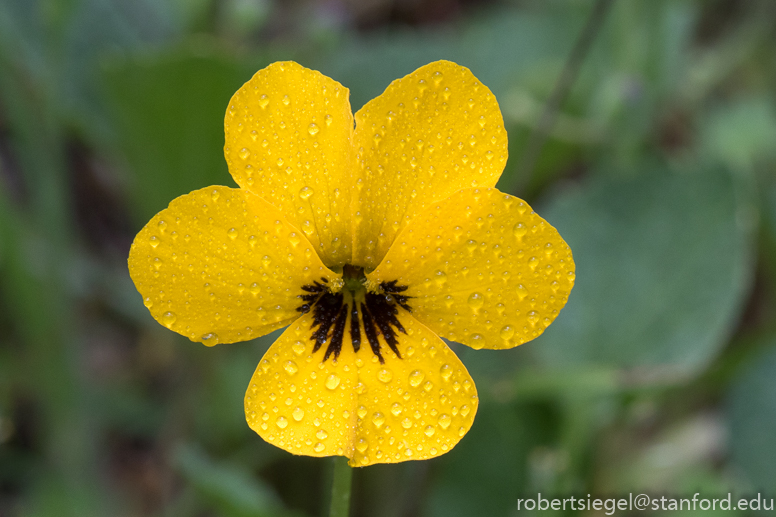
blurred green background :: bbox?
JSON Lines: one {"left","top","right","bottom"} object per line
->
{"left": 1, "top": 0, "right": 776, "bottom": 515}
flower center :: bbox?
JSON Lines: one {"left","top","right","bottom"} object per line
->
{"left": 296, "top": 265, "right": 413, "bottom": 364}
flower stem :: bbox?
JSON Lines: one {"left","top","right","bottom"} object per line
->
{"left": 329, "top": 456, "right": 353, "bottom": 517}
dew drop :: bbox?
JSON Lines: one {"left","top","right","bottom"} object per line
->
{"left": 143, "top": 297, "right": 153, "bottom": 308}
{"left": 424, "top": 426, "right": 436, "bottom": 437}
{"left": 313, "top": 442, "right": 325, "bottom": 452}
{"left": 299, "top": 186, "right": 314, "bottom": 200}
{"left": 276, "top": 416, "right": 288, "bottom": 429}
{"left": 513, "top": 222, "right": 527, "bottom": 239}
{"left": 201, "top": 333, "right": 219, "bottom": 345}
{"left": 467, "top": 292, "right": 484, "bottom": 310}
{"left": 227, "top": 228, "right": 237, "bottom": 240}
{"left": 284, "top": 361, "right": 298, "bottom": 375}
{"left": 469, "top": 333, "right": 485, "bottom": 349}
{"left": 377, "top": 368, "right": 393, "bottom": 383}
{"left": 356, "top": 438, "right": 368, "bottom": 453}
{"left": 258, "top": 94, "right": 269, "bottom": 109}
{"left": 239, "top": 148, "right": 250, "bottom": 160}
{"left": 401, "top": 418, "right": 413, "bottom": 429}
{"left": 292, "top": 407, "right": 305, "bottom": 421}
{"left": 308, "top": 123, "right": 319, "bottom": 136}
{"left": 162, "top": 312, "right": 177, "bottom": 328}
{"left": 500, "top": 325, "right": 515, "bottom": 340}
{"left": 292, "top": 340, "right": 306, "bottom": 356}
{"left": 372, "top": 412, "right": 385, "bottom": 428}
{"left": 438, "top": 414, "right": 452, "bottom": 430}
{"left": 408, "top": 370, "right": 425, "bottom": 387}
{"left": 439, "top": 364, "right": 452, "bottom": 381}
{"left": 210, "top": 189, "right": 220, "bottom": 201}
{"left": 316, "top": 429, "right": 328, "bottom": 440}
{"left": 390, "top": 403, "right": 402, "bottom": 416}
{"left": 325, "top": 374, "right": 341, "bottom": 390}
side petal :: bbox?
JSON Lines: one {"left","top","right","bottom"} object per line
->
{"left": 128, "top": 186, "right": 338, "bottom": 345}
{"left": 245, "top": 311, "right": 478, "bottom": 466}
{"left": 224, "top": 62, "right": 355, "bottom": 267}
{"left": 351, "top": 60, "right": 508, "bottom": 269}
{"left": 367, "top": 188, "right": 575, "bottom": 350}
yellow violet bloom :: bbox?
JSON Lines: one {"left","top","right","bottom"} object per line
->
{"left": 129, "top": 60, "right": 574, "bottom": 466}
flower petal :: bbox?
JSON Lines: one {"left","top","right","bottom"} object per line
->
{"left": 367, "top": 188, "right": 575, "bottom": 350}
{"left": 351, "top": 60, "right": 508, "bottom": 269}
{"left": 128, "top": 186, "right": 338, "bottom": 345}
{"left": 224, "top": 62, "right": 355, "bottom": 267}
{"left": 245, "top": 311, "right": 478, "bottom": 466}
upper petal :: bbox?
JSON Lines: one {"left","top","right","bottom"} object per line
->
{"left": 224, "top": 62, "right": 355, "bottom": 267}
{"left": 367, "top": 188, "right": 575, "bottom": 350}
{"left": 351, "top": 60, "right": 508, "bottom": 269}
{"left": 245, "top": 310, "right": 478, "bottom": 466}
{"left": 128, "top": 186, "right": 338, "bottom": 345}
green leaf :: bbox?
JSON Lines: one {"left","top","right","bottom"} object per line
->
{"left": 101, "top": 46, "right": 258, "bottom": 224}
{"left": 533, "top": 166, "right": 754, "bottom": 376}
{"left": 727, "top": 343, "right": 776, "bottom": 492}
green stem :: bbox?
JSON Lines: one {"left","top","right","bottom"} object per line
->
{"left": 512, "top": 0, "right": 616, "bottom": 192}
{"left": 329, "top": 456, "right": 353, "bottom": 517}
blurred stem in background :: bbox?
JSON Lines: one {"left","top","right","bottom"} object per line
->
{"left": 0, "top": 27, "right": 103, "bottom": 517}
{"left": 512, "top": 0, "right": 615, "bottom": 194}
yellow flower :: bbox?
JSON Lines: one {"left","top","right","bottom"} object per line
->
{"left": 129, "top": 60, "right": 574, "bottom": 466}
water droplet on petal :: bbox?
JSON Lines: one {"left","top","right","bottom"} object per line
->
{"left": 284, "top": 361, "right": 298, "bottom": 375}
{"left": 467, "top": 292, "right": 484, "bottom": 310}
{"left": 201, "top": 332, "right": 219, "bottom": 345}
{"left": 500, "top": 325, "right": 515, "bottom": 340}
{"left": 424, "top": 425, "right": 435, "bottom": 437}
{"left": 308, "top": 123, "right": 319, "bottom": 136}
{"left": 276, "top": 416, "right": 288, "bottom": 429}
{"left": 239, "top": 148, "right": 250, "bottom": 160}
{"left": 469, "top": 334, "right": 485, "bottom": 349}
{"left": 408, "top": 370, "right": 425, "bottom": 387}
{"left": 438, "top": 414, "right": 452, "bottom": 429}
{"left": 377, "top": 368, "right": 393, "bottom": 383}
{"left": 513, "top": 222, "right": 527, "bottom": 239}
{"left": 325, "top": 374, "right": 341, "bottom": 390}
{"left": 299, "top": 186, "right": 314, "bottom": 200}
{"left": 162, "top": 312, "right": 177, "bottom": 328}
{"left": 372, "top": 412, "right": 385, "bottom": 428}
{"left": 292, "top": 341, "right": 306, "bottom": 356}
{"left": 292, "top": 407, "right": 305, "bottom": 421}
{"left": 440, "top": 364, "right": 452, "bottom": 381}
{"left": 313, "top": 442, "right": 325, "bottom": 452}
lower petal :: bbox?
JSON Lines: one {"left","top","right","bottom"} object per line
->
{"left": 245, "top": 310, "right": 478, "bottom": 466}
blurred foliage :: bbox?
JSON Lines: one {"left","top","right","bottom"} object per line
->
{"left": 2, "top": 0, "right": 776, "bottom": 516}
